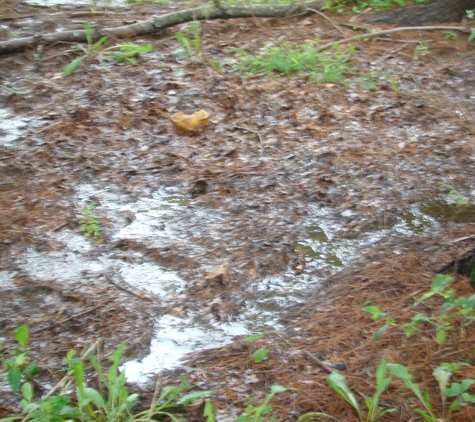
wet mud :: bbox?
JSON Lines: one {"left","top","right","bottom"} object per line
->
{"left": 1, "top": 0, "right": 475, "bottom": 419}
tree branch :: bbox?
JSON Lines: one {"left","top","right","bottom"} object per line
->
{"left": 0, "top": 0, "right": 326, "bottom": 55}
{"left": 315, "top": 25, "right": 470, "bottom": 52}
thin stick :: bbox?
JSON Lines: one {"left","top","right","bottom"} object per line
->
{"left": 234, "top": 125, "right": 264, "bottom": 159}
{"left": 301, "top": 350, "right": 334, "bottom": 374}
{"left": 147, "top": 370, "right": 164, "bottom": 420}
{"left": 306, "top": 8, "right": 346, "bottom": 35}
{"left": 105, "top": 275, "right": 153, "bottom": 301}
{"left": 444, "top": 234, "right": 475, "bottom": 245}
{"left": 315, "top": 25, "right": 468, "bottom": 52}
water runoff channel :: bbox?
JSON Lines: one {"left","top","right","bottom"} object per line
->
{"left": 14, "top": 178, "right": 456, "bottom": 383}
{"left": 0, "top": 101, "right": 466, "bottom": 383}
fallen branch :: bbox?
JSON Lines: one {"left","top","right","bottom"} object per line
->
{"left": 0, "top": 0, "right": 325, "bottom": 55}
{"left": 435, "top": 245, "right": 475, "bottom": 275}
{"left": 315, "top": 25, "right": 469, "bottom": 52}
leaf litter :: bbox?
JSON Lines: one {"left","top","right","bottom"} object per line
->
{"left": 1, "top": 0, "right": 475, "bottom": 420}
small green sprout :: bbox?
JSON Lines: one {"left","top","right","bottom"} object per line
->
{"left": 79, "top": 202, "right": 102, "bottom": 238}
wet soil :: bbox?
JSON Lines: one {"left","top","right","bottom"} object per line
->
{"left": 1, "top": 0, "right": 475, "bottom": 420}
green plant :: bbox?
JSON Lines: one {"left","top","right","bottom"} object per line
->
{"left": 413, "top": 41, "right": 431, "bottom": 57}
{"left": 231, "top": 41, "right": 354, "bottom": 83}
{"left": 1, "top": 328, "right": 212, "bottom": 422}
{"left": 203, "top": 400, "right": 216, "bottom": 422}
{"left": 444, "top": 31, "right": 458, "bottom": 40}
{"left": 387, "top": 363, "right": 437, "bottom": 421}
{"left": 364, "top": 274, "right": 475, "bottom": 345}
{"left": 439, "top": 184, "right": 468, "bottom": 207}
{"left": 79, "top": 202, "right": 102, "bottom": 238}
{"left": 352, "top": 0, "right": 404, "bottom": 13}
{"left": 243, "top": 333, "right": 269, "bottom": 363}
{"left": 469, "top": 28, "right": 475, "bottom": 42}
{"left": 174, "top": 21, "right": 202, "bottom": 59}
{"left": 443, "top": 363, "right": 475, "bottom": 416}
{"left": 386, "top": 74, "right": 398, "bottom": 93}
{"left": 235, "top": 385, "right": 287, "bottom": 422}
{"left": 326, "top": 360, "right": 395, "bottom": 421}
{"left": 322, "top": 1, "right": 346, "bottom": 13}
{"left": 63, "top": 21, "right": 153, "bottom": 76}
{"left": 363, "top": 305, "right": 397, "bottom": 340}
{"left": 253, "top": 349, "right": 268, "bottom": 363}
{"left": 387, "top": 362, "right": 475, "bottom": 421}
{"left": 1, "top": 326, "right": 40, "bottom": 396}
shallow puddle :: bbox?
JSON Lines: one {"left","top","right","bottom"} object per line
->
{"left": 421, "top": 201, "right": 475, "bottom": 224}
{"left": 14, "top": 181, "right": 456, "bottom": 383}
{"left": 0, "top": 107, "right": 29, "bottom": 146}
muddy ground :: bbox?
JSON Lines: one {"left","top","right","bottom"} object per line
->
{"left": 1, "top": 0, "right": 475, "bottom": 420}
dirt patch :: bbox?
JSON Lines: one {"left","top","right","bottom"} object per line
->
{"left": 1, "top": 0, "right": 475, "bottom": 420}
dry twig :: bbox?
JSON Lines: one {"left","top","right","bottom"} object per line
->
{"left": 315, "top": 25, "right": 468, "bottom": 52}
{"left": 234, "top": 125, "right": 265, "bottom": 159}
{"left": 306, "top": 7, "right": 347, "bottom": 35}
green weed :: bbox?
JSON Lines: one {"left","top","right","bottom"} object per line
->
{"left": 360, "top": 275, "right": 475, "bottom": 420}
{"left": 363, "top": 305, "right": 397, "bottom": 340}
{"left": 174, "top": 21, "right": 202, "bottom": 59}
{"left": 351, "top": 0, "right": 404, "bottom": 13}
{"left": 305, "top": 358, "right": 475, "bottom": 422}
{"left": 363, "top": 274, "right": 475, "bottom": 345}
{"left": 324, "top": 0, "right": 415, "bottom": 13}
{"left": 466, "top": 11, "right": 475, "bottom": 42}
{"left": 63, "top": 21, "right": 153, "bottom": 77}
{"left": 79, "top": 202, "right": 102, "bottom": 238}
{"left": 387, "top": 362, "right": 475, "bottom": 421}
{"left": 322, "top": 1, "right": 346, "bottom": 13}
{"left": 235, "top": 385, "right": 287, "bottom": 422}
{"left": 253, "top": 349, "right": 268, "bottom": 363}
{"left": 1, "top": 326, "right": 40, "bottom": 396}
{"left": 1, "top": 327, "right": 212, "bottom": 422}
{"left": 444, "top": 31, "right": 458, "bottom": 40}
{"left": 439, "top": 184, "right": 468, "bottom": 207}
{"left": 231, "top": 41, "right": 355, "bottom": 83}
{"left": 203, "top": 400, "right": 216, "bottom": 422}
{"left": 299, "top": 359, "right": 395, "bottom": 422}
{"left": 243, "top": 333, "right": 269, "bottom": 363}
{"left": 413, "top": 41, "right": 431, "bottom": 57}
{"left": 174, "top": 21, "right": 222, "bottom": 70}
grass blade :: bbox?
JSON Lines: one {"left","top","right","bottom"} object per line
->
{"left": 327, "top": 371, "right": 362, "bottom": 417}
{"left": 62, "top": 55, "right": 87, "bottom": 77}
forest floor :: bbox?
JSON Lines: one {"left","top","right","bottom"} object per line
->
{"left": 1, "top": 0, "right": 475, "bottom": 420}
